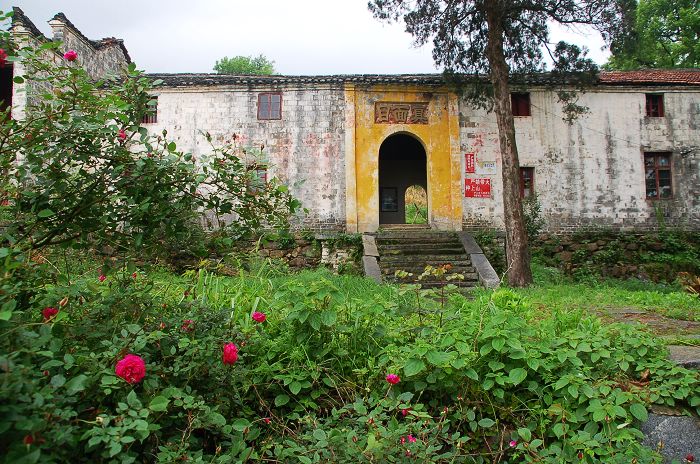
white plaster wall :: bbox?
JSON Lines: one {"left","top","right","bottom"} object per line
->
{"left": 460, "top": 88, "right": 700, "bottom": 232}
{"left": 146, "top": 86, "right": 347, "bottom": 230}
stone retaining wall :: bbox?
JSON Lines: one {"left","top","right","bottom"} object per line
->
{"left": 226, "top": 234, "right": 363, "bottom": 274}
{"left": 536, "top": 231, "right": 700, "bottom": 280}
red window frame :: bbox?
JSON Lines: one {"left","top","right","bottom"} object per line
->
{"left": 257, "top": 92, "right": 282, "bottom": 120}
{"left": 645, "top": 94, "right": 664, "bottom": 117}
{"left": 519, "top": 167, "right": 534, "bottom": 199}
{"left": 140, "top": 96, "right": 158, "bottom": 124}
{"left": 644, "top": 152, "right": 672, "bottom": 199}
{"left": 511, "top": 93, "right": 531, "bottom": 117}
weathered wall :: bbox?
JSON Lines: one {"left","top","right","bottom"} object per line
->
{"left": 10, "top": 10, "right": 129, "bottom": 120}
{"left": 146, "top": 85, "right": 347, "bottom": 231}
{"left": 48, "top": 17, "right": 128, "bottom": 80}
{"left": 460, "top": 87, "right": 700, "bottom": 232}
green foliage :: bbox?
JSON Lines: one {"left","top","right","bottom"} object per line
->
{"left": 606, "top": 0, "right": 700, "bottom": 69}
{"left": 213, "top": 54, "right": 276, "bottom": 75}
{"left": 473, "top": 229, "right": 507, "bottom": 276}
{"left": 522, "top": 195, "right": 546, "bottom": 241}
{"left": 3, "top": 263, "right": 698, "bottom": 462}
{"left": 405, "top": 203, "right": 428, "bottom": 224}
{"left": 0, "top": 25, "right": 298, "bottom": 260}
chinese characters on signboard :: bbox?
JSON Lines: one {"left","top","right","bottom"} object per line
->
{"left": 465, "top": 178, "right": 491, "bottom": 198}
{"left": 465, "top": 153, "right": 475, "bottom": 174}
{"left": 375, "top": 102, "right": 429, "bottom": 124}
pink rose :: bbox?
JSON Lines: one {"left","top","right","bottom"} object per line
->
{"left": 117, "top": 129, "right": 127, "bottom": 141}
{"left": 115, "top": 354, "right": 146, "bottom": 384}
{"left": 252, "top": 311, "right": 266, "bottom": 323}
{"left": 181, "top": 319, "right": 194, "bottom": 332}
{"left": 98, "top": 274, "right": 106, "bottom": 282}
{"left": 509, "top": 440, "right": 517, "bottom": 448}
{"left": 222, "top": 342, "right": 238, "bottom": 365}
{"left": 0, "top": 49, "right": 7, "bottom": 66}
{"left": 63, "top": 50, "right": 77, "bottom": 61}
{"left": 42, "top": 307, "right": 58, "bottom": 321}
{"left": 401, "top": 408, "right": 410, "bottom": 417}
{"left": 385, "top": 373, "right": 400, "bottom": 385}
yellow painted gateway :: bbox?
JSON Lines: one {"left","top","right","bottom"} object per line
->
{"left": 345, "top": 84, "right": 463, "bottom": 233}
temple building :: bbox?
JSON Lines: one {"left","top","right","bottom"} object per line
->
{"left": 6, "top": 8, "right": 700, "bottom": 234}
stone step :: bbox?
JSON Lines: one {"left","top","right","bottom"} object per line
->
{"left": 376, "top": 232, "right": 458, "bottom": 240}
{"left": 379, "top": 257, "right": 472, "bottom": 266}
{"left": 376, "top": 236, "right": 464, "bottom": 245}
{"left": 379, "top": 246, "right": 467, "bottom": 255}
{"left": 381, "top": 264, "right": 475, "bottom": 273}
{"left": 380, "top": 253, "right": 470, "bottom": 263}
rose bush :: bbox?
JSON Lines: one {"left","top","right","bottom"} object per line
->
{"left": 0, "top": 9, "right": 698, "bottom": 464}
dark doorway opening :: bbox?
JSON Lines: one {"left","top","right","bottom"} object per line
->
{"left": 378, "top": 133, "right": 427, "bottom": 225}
{"left": 0, "top": 63, "right": 12, "bottom": 117}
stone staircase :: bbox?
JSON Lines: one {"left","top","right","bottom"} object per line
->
{"left": 374, "top": 226, "right": 480, "bottom": 289}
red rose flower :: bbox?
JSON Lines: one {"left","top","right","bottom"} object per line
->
{"left": 252, "top": 311, "right": 266, "bottom": 323}
{"left": 687, "top": 455, "right": 694, "bottom": 463}
{"left": 385, "top": 373, "right": 400, "bottom": 385}
{"left": 98, "top": 274, "right": 106, "bottom": 282}
{"left": 222, "top": 342, "right": 238, "bottom": 365}
{"left": 181, "top": 319, "right": 194, "bottom": 332}
{"left": 0, "top": 49, "right": 8, "bottom": 66}
{"left": 23, "top": 434, "right": 34, "bottom": 446}
{"left": 42, "top": 307, "right": 59, "bottom": 321}
{"left": 63, "top": 50, "right": 77, "bottom": 61}
{"left": 117, "top": 129, "right": 127, "bottom": 141}
{"left": 115, "top": 354, "right": 146, "bottom": 384}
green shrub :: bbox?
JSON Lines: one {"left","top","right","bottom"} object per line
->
{"left": 2, "top": 266, "right": 697, "bottom": 463}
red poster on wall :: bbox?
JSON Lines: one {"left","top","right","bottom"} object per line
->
{"left": 465, "top": 178, "right": 491, "bottom": 198}
{"left": 465, "top": 153, "right": 475, "bottom": 173}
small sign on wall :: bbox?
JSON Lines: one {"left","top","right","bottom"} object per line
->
{"left": 476, "top": 160, "right": 497, "bottom": 175}
{"left": 465, "top": 178, "right": 491, "bottom": 198}
{"left": 465, "top": 153, "right": 475, "bottom": 173}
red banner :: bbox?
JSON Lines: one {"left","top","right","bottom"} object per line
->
{"left": 465, "top": 178, "right": 491, "bottom": 198}
{"left": 465, "top": 153, "right": 475, "bottom": 174}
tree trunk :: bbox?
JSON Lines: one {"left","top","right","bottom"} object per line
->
{"left": 484, "top": 3, "right": 533, "bottom": 287}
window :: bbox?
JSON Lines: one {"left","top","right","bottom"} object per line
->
{"left": 141, "top": 96, "right": 158, "bottom": 124}
{"left": 520, "top": 167, "right": 534, "bottom": 199}
{"left": 511, "top": 93, "right": 531, "bottom": 117}
{"left": 645, "top": 94, "right": 664, "bottom": 117}
{"left": 644, "top": 152, "right": 672, "bottom": 199}
{"left": 258, "top": 93, "right": 281, "bottom": 120}
{"left": 0, "top": 62, "right": 12, "bottom": 116}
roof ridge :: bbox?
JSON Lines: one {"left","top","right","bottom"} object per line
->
{"left": 49, "top": 11, "right": 132, "bottom": 63}
{"left": 11, "top": 6, "right": 49, "bottom": 41}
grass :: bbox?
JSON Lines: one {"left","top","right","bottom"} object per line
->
{"left": 518, "top": 261, "right": 700, "bottom": 322}
{"left": 53, "top": 249, "right": 699, "bottom": 334}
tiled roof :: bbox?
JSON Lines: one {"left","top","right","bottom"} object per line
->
{"left": 146, "top": 73, "right": 447, "bottom": 87}
{"left": 11, "top": 7, "right": 48, "bottom": 41}
{"left": 600, "top": 69, "right": 700, "bottom": 85}
{"left": 147, "top": 70, "right": 700, "bottom": 88}
{"left": 51, "top": 13, "right": 132, "bottom": 63}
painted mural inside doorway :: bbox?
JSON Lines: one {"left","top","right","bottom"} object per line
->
{"left": 378, "top": 133, "right": 427, "bottom": 224}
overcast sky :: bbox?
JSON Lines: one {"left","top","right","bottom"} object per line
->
{"left": 7, "top": 1, "right": 610, "bottom": 75}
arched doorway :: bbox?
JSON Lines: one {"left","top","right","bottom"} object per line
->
{"left": 378, "top": 133, "right": 427, "bottom": 225}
